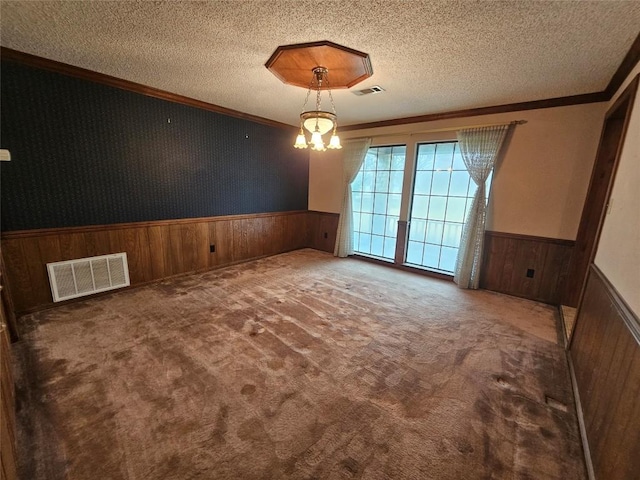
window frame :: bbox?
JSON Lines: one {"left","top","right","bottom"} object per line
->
{"left": 405, "top": 140, "right": 488, "bottom": 275}
{"left": 351, "top": 144, "right": 407, "bottom": 262}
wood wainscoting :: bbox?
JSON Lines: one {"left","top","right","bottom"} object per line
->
{"left": 569, "top": 265, "right": 640, "bottom": 480}
{"left": 1, "top": 211, "right": 309, "bottom": 314}
{"left": 480, "top": 231, "right": 574, "bottom": 305}
{"left": 1, "top": 308, "right": 17, "bottom": 479}
{"left": 307, "top": 211, "right": 339, "bottom": 254}
{"left": 2, "top": 215, "right": 578, "bottom": 313}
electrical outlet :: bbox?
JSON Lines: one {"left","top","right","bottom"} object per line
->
{"left": 526, "top": 268, "right": 535, "bottom": 278}
{"left": 210, "top": 244, "right": 216, "bottom": 253}
{"left": 323, "top": 232, "right": 328, "bottom": 239}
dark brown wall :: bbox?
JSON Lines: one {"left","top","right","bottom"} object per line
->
{"left": 2, "top": 211, "right": 309, "bottom": 314}
{"left": 307, "top": 211, "right": 339, "bottom": 253}
{"left": 1, "top": 307, "right": 17, "bottom": 480}
{"left": 570, "top": 265, "right": 640, "bottom": 480}
{"left": 480, "top": 231, "right": 574, "bottom": 304}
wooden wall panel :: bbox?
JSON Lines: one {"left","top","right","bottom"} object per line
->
{"left": 179, "top": 223, "right": 209, "bottom": 274}
{"left": 246, "top": 217, "right": 262, "bottom": 260}
{"left": 1, "top": 211, "right": 309, "bottom": 314}
{"left": 0, "top": 257, "right": 19, "bottom": 342}
{"left": 308, "top": 211, "right": 340, "bottom": 253}
{"left": 21, "top": 238, "right": 51, "bottom": 308}
{"left": 3, "top": 215, "right": 578, "bottom": 313}
{"left": 167, "top": 224, "right": 185, "bottom": 276}
{"left": 61, "top": 233, "right": 90, "bottom": 261}
{"left": 211, "top": 220, "right": 233, "bottom": 267}
{"left": 1, "top": 310, "right": 17, "bottom": 480}
{"left": 260, "top": 216, "right": 277, "bottom": 257}
{"left": 1, "top": 241, "right": 31, "bottom": 313}
{"left": 282, "top": 215, "right": 296, "bottom": 255}
{"left": 268, "top": 216, "right": 284, "bottom": 256}
{"left": 291, "top": 213, "right": 309, "bottom": 250}
{"left": 147, "top": 225, "right": 169, "bottom": 279}
{"left": 570, "top": 265, "right": 640, "bottom": 480}
{"left": 232, "top": 218, "right": 250, "bottom": 263}
{"left": 120, "top": 227, "right": 153, "bottom": 284}
{"left": 84, "top": 230, "right": 112, "bottom": 257}
{"left": 480, "top": 231, "right": 574, "bottom": 305}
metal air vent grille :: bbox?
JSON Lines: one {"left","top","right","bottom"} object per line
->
{"left": 47, "top": 253, "right": 130, "bottom": 302}
{"left": 352, "top": 85, "right": 385, "bottom": 96}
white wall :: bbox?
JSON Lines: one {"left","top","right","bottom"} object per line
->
{"left": 309, "top": 102, "right": 606, "bottom": 240}
{"left": 308, "top": 149, "right": 343, "bottom": 213}
{"left": 594, "top": 61, "right": 640, "bottom": 315}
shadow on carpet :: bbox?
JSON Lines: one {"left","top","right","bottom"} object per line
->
{"left": 13, "top": 249, "right": 586, "bottom": 479}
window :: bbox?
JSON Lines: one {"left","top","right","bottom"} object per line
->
{"left": 406, "top": 142, "right": 489, "bottom": 274}
{"left": 352, "top": 145, "right": 406, "bottom": 260}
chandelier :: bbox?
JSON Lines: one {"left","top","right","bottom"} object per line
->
{"left": 293, "top": 67, "right": 341, "bottom": 151}
{"left": 265, "top": 41, "right": 372, "bottom": 152}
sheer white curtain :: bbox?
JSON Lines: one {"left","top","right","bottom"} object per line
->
{"left": 454, "top": 125, "right": 511, "bottom": 288}
{"left": 334, "top": 138, "right": 372, "bottom": 257}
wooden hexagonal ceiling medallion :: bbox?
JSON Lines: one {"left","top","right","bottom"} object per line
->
{"left": 265, "top": 40, "right": 372, "bottom": 89}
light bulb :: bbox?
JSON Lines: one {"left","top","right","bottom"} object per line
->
{"left": 327, "top": 134, "right": 342, "bottom": 149}
{"left": 294, "top": 133, "right": 308, "bottom": 149}
{"left": 310, "top": 131, "right": 325, "bottom": 151}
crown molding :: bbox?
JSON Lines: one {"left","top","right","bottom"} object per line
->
{"left": 605, "top": 31, "right": 640, "bottom": 99}
{"left": 340, "top": 91, "right": 607, "bottom": 131}
{"left": 0, "top": 47, "right": 295, "bottom": 131}
{"left": 3, "top": 31, "right": 640, "bottom": 133}
{"left": 342, "top": 32, "right": 640, "bottom": 131}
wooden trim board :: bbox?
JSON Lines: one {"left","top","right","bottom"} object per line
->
{"left": 605, "top": 31, "right": 640, "bottom": 98}
{"left": 563, "top": 75, "right": 639, "bottom": 307}
{"left": 340, "top": 92, "right": 607, "bottom": 131}
{"left": 1, "top": 210, "right": 308, "bottom": 240}
{"left": 3, "top": 31, "right": 640, "bottom": 132}
{"left": 0, "top": 47, "right": 294, "bottom": 131}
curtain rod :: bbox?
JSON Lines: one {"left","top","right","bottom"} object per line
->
{"left": 342, "top": 119, "right": 526, "bottom": 140}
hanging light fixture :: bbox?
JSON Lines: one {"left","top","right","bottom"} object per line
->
{"left": 293, "top": 67, "right": 341, "bottom": 151}
{"left": 265, "top": 41, "right": 373, "bottom": 151}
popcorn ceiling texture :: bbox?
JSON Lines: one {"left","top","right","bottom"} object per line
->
{"left": 1, "top": 0, "right": 639, "bottom": 127}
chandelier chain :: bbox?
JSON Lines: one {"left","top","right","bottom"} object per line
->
{"left": 325, "top": 72, "right": 337, "bottom": 116}
{"left": 300, "top": 75, "right": 315, "bottom": 114}
{"left": 315, "top": 68, "right": 324, "bottom": 111}
{"left": 293, "top": 66, "right": 342, "bottom": 150}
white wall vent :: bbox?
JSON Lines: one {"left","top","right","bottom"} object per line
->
{"left": 352, "top": 85, "right": 385, "bottom": 96}
{"left": 47, "top": 253, "right": 130, "bottom": 302}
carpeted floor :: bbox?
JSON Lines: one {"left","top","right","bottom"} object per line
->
{"left": 13, "top": 249, "right": 585, "bottom": 479}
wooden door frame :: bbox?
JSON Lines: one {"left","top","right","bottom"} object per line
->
{"left": 564, "top": 75, "right": 638, "bottom": 332}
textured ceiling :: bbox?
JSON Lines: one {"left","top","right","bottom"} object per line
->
{"left": 1, "top": 1, "right": 639, "bottom": 127}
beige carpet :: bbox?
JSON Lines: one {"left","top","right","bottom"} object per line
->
{"left": 13, "top": 249, "right": 585, "bottom": 479}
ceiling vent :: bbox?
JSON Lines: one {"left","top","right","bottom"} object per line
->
{"left": 352, "top": 85, "right": 385, "bottom": 96}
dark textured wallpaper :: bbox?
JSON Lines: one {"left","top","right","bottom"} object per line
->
{"left": 0, "top": 61, "right": 309, "bottom": 231}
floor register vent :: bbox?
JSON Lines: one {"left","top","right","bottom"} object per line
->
{"left": 47, "top": 253, "right": 130, "bottom": 302}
